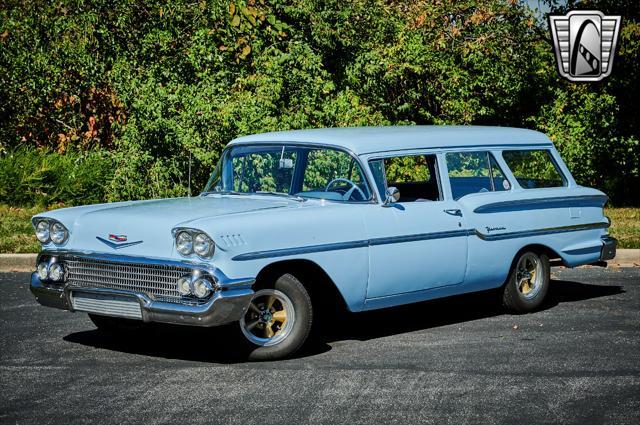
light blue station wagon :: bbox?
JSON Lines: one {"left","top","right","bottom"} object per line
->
{"left": 30, "top": 126, "right": 616, "bottom": 360}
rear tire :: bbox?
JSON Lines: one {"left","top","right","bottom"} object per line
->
{"left": 238, "top": 273, "right": 313, "bottom": 361}
{"left": 502, "top": 251, "right": 550, "bottom": 313}
{"left": 89, "top": 314, "right": 147, "bottom": 334}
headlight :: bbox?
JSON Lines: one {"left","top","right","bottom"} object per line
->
{"left": 35, "top": 221, "right": 50, "bottom": 243}
{"left": 36, "top": 262, "right": 49, "bottom": 280}
{"left": 192, "top": 278, "right": 213, "bottom": 298}
{"left": 176, "top": 231, "right": 194, "bottom": 256}
{"left": 194, "top": 233, "right": 214, "bottom": 258}
{"left": 50, "top": 222, "right": 69, "bottom": 244}
{"left": 177, "top": 276, "right": 192, "bottom": 296}
{"left": 49, "top": 263, "right": 65, "bottom": 282}
{"left": 174, "top": 229, "right": 215, "bottom": 258}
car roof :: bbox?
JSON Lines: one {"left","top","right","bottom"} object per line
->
{"left": 228, "top": 126, "right": 552, "bottom": 155}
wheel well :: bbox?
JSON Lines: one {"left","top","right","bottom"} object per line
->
{"left": 255, "top": 259, "right": 348, "bottom": 312}
{"left": 511, "top": 244, "right": 563, "bottom": 267}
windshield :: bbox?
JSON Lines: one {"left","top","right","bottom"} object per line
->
{"left": 203, "top": 144, "right": 372, "bottom": 202}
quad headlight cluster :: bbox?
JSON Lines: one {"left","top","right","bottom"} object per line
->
{"left": 174, "top": 228, "right": 215, "bottom": 258}
{"left": 34, "top": 218, "right": 69, "bottom": 245}
{"left": 176, "top": 273, "right": 215, "bottom": 299}
{"left": 36, "top": 258, "right": 66, "bottom": 283}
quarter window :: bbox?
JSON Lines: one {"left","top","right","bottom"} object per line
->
{"left": 502, "top": 150, "right": 566, "bottom": 189}
{"left": 446, "top": 152, "right": 510, "bottom": 200}
{"left": 369, "top": 155, "right": 441, "bottom": 202}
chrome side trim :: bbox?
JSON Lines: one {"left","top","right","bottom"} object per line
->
{"left": 232, "top": 222, "right": 609, "bottom": 261}
{"left": 562, "top": 245, "right": 602, "bottom": 255}
{"left": 232, "top": 229, "right": 472, "bottom": 261}
{"left": 233, "top": 240, "right": 370, "bottom": 261}
{"left": 474, "top": 222, "right": 609, "bottom": 241}
{"left": 473, "top": 195, "right": 608, "bottom": 213}
{"left": 369, "top": 230, "right": 471, "bottom": 246}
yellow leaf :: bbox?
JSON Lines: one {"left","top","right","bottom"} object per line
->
{"left": 231, "top": 14, "right": 240, "bottom": 26}
{"left": 229, "top": 2, "right": 235, "bottom": 15}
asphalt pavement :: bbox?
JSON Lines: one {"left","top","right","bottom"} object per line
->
{"left": 1, "top": 267, "right": 639, "bottom": 424}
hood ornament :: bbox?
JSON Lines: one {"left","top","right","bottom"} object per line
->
{"left": 97, "top": 234, "right": 143, "bottom": 250}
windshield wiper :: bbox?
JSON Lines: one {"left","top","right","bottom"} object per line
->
{"left": 200, "top": 190, "right": 248, "bottom": 197}
{"left": 255, "top": 191, "right": 306, "bottom": 202}
{"left": 201, "top": 190, "right": 305, "bottom": 202}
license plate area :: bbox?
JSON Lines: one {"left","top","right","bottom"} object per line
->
{"left": 71, "top": 292, "right": 143, "bottom": 320}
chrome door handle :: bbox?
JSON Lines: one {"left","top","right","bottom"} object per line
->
{"left": 444, "top": 209, "right": 462, "bottom": 217}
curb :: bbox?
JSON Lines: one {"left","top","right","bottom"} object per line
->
{"left": 1, "top": 250, "right": 638, "bottom": 272}
{"left": 610, "top": 249, "right": 640, "bottom": 268}
{"left": 0, "top": 254, "right": 37, "bottom": 272}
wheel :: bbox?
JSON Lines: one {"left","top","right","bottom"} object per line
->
{"left": 502, "top": 251, "right": 550, "bottom": 313}
{"left": 89, "top": 313, "right": 147, "bottom": 334}
{"left": 239, "top": 273, "right": 313, "bottom": 361}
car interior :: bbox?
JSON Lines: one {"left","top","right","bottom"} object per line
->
{"left": 384, "top": 154, "right": 442, "bottom": 202}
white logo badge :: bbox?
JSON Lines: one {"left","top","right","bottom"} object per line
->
{"left": 549, "top": 10, "right": 621, "bottom": 82}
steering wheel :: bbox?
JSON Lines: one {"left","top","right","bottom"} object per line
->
{"left": 325, "top": 178, "right": 366, "bottom": 201}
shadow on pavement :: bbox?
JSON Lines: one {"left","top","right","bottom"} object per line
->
{"left": 63, "top": 279, "right": 623, "bottom": 363}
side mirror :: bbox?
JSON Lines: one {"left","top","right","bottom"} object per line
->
{"left": 279, "top": 158, "right": 294, "bottom": 169}
{"left": 383, "top": 186, "right": 400, "bottom": 206}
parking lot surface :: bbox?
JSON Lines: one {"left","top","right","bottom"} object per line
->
{"left": 1, "top": 267, "right": 639, "bottom": 424}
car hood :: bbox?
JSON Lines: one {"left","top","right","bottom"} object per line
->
{"left": 38, "top": 195, "right": 297, "bottom": 257}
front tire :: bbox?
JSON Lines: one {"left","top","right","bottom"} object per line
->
{"left": 239, "top": 273, "right": 313, "bottom": 361}
{"left": 502, "top": 251, "right": 550, "bottom": 313}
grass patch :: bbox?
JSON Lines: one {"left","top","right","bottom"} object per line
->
{"left": 0, "top": 204, "right": 638, "bottom": 253}
{"left": 0, "top": 205, "right": 44, "bottom": 253}
{"left": 605, "top": 208, "right": 640, "bottom": 249}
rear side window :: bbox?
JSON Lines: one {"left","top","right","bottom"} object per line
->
{"left": 502, "top": 150, "right": 566, "bottom": 189}
{"left": 446, "top": 152, "right": 510, "bottom": 200}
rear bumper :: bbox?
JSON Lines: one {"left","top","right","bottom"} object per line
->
{"left": 600, "top": 235, "right": 617, "bottom": 261}
{"left": 30, "top": 272, "right": 254, "bottom": 327}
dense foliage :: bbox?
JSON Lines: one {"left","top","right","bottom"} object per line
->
{"left": 0, "top": 147, "right": 115, "bottom": 206}
{"left": 0, "top": 0, "right": 638, "bottom": 206}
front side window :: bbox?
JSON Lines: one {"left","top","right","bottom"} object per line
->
{"left": 502, "top": 150, "right": 566, "bottom": 189}
{"left": 369, "top": 154, "right": 441, "bottom": 202}
{"left": 446, "top": 151, "right": 510, "bottom": 200}
{"left": 301, "top": 148, "right": 370, "bottom": 201}
{"left": 203, "top": 144, "right": 372, "bottom": 202}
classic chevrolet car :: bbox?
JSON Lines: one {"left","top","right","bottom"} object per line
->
{"left": 30, "top": 126, "right": 616, "bottom": 360}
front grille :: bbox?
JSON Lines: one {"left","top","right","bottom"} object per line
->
{"left": 72, "top": 292, "right": 143, "bottom": 319}
{"left": 63, "top": 256, "right": 197, "bottom": 304}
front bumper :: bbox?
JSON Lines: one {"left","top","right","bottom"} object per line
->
{"left": 29, "top": 253, "right": 255, "bottom": 327}
{"left": 600, "top": 235, "right": 617, "bottom": 261}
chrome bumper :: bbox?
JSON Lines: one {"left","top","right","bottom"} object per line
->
{"left": 600, "top": 235, "right": 617, "bottom": 261}
{"left": 30, "top": 254, "right": 255, "bottom": 327}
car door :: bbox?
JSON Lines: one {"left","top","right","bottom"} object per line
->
{"left": 363, "top": 153, "right": 468, "bottom": 300}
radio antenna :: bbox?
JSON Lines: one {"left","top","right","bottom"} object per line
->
{"left": 188, "top": 151, "right": 192, "bottom": 197}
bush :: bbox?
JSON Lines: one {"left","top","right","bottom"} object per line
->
{"left": 0, "top": 148, "right": 115, "bottom": 206}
